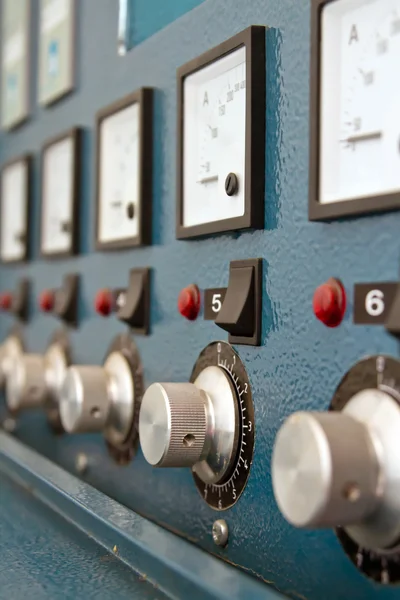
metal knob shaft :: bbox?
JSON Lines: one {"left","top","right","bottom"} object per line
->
{"left": 0, "top": 336, "right": 23, "bottom": 388}
{"left": 272, "top": 411, "right": 381, "bottom": 528}
{"left": 60, "top": 366, "right": 113, "bottom": 434}
{"left": 6, "top": 354, "right": 47, "bottom": 412}
{"left": 139, "top": 382, "right": 210, "bottom": 467}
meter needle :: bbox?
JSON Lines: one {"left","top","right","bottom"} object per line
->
{"left": 342, "top": 131, "right": 383, "bottom": 144}
{"left": 197, "top": 175, "right": 219, "bottom": 184}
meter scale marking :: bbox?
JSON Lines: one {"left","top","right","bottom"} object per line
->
{"left": 197, "top": 61, "right": 245, "bottom": 188}
{"left": 191, "top": 341, "right": 255, "bottom": 510}
{"left": 319, "top": 0, "right": 400, "bottom": 207}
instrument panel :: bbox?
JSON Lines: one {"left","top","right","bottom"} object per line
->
{"left": 1, "top": 1, "right": 400, "bottom": 600}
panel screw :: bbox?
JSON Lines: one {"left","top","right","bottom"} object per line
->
{"left": 61, "top": 221, "right": 71, "bottom": 233}
{"left": 212, "top": 519, "right": 229, "bottom": 547}
{"left": 126, "top": 203, "right": 135, "bottom": 220}
{"left": 225, "top": 173, "right": 239, "bottom": 196}
{"left": 75, "top": 452, "right": 89, "bottom": 475}
{"left": 3, "top": 417, "right": 16, "bottom": 433}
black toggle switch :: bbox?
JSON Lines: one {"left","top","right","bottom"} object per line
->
{"left": 385, "top": 283, "right": 400, "bottom": 338}
{"left": 116, "top": 268, "right": 151, "bottom": 335}
{"left": 53, "top": 273, "right": 80, "bottom": 327}
{"left": 215, "top": 258, "right": 262, "bottom": 346}
{"left": 11, "top": 278, "right": 30, "bottom": 322}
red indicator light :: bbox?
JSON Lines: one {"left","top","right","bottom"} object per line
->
{"left": 178, "top": 284, "right": 201, "bottom": 321}
{"left": 95, "top": 288, "right": 113, "bottom": 317}
{"left": 39, "top": 290, "right": 55, "bottom": 313}
{"left": 0, "top": 292, "right": 12, "bottom": 311}
{"left": 313, "top": 278, "right": 346, "bottom": 328}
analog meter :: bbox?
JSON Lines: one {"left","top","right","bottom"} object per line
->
{"left": 95, "top": 89, "right": 153, "bottom": 250}
{"left": 310, "top": 0, "right": 400, "bottom": 220}
{"left": 176, "top": 26, "right": 266, "bottom": 239}
{"left": 0, "top": 155, "right": 31, "bottom": 263}
{"left": 41, "top": 128, "right": 81, "bottom": 257}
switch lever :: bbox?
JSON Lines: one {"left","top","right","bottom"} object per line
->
{"left": 116, "top": 268, "right": 151, "bottom": 335}
{"left": 385, "top": 283, "right": 400, "bottom": 338}
{"left": 215, "top": 258, "right": 262, "bottom": 346}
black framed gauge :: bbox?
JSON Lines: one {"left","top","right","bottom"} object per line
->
{"left": 0, "top": 154, "right": 32, "bottom": 264}
{"left": 40, "top": 127, "right": 82, "bottom": 258}
{"left": 38, "top": 0, "right": 76, "bottom": 106}
{"left": 309, "top": 0, "right": 400, "bottom": 221}
{"left": 95, "top": 88, "right": 153, "bottom": 251}
{"left": 1, "top": 0, "right": 31, "bottom": 130}
{"left": 176, "top": 26, "right": 266, "bottom": 239}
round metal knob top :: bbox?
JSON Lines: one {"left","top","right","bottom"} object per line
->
{"left": 272, "top": 411, "right": 381, "bottom": 529}
{"left": 60, "top": 366, "right": 111, "bottom": 434}
{"left": 139, "top": 382, "right": 209, "bottom": 467}
{"left": 6, "top": 353, "right": 47, "bottom": 412}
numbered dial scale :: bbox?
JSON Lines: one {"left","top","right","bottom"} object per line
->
{"left": 41, "top": 128, "right": 81, "bottom": 257}
{"left": 310, "top": 0, "right": 400, "bottom": 220}
{"left": 272, "top": 355, "right": 400, "bottom": 584}
{"left": 0, "top": 155, "right": 31, "bottom": 263}
{"left": 176, "top": 26, "right": 265, "bottom": 239}
{"left": 139, "top": 341, "right": 255, "bottom": 510}
{"left": 95, "top": 89, "right": 153, "bottom": 250}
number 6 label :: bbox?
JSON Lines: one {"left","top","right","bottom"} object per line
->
{"left": 354, "top": 282, "right": 397, "bottom": 324}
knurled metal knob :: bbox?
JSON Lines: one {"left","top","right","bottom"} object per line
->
{"left": 139, "top": 382, "right": 209, "bottom": 467}
{"left": 6, "top": 354, "right": 47, "bottom": 412}
{"left": 272, "top": 411, "right": 381, "bottom": 529}
{"left": 60, "top": 366, "right": 112, "bottom": 434}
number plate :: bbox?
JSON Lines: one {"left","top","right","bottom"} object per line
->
{"left": 353, "top": 282, "right": 398, "bottom": 324}
{"left": 204, "top": 288, "right": 227, "bottom": 320}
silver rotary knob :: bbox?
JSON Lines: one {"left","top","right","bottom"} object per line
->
{"left": 59, "top": 351, "right": 135, "bottom": 447}
{"left": 0, "top": 335, "right": 23, "bottom": 388}
{"left": 6, "top": 354, "right": 48, "bottom": 412}
{"left": 272, "top": 388, "right": 400, "bottom": 551}
{"left": 272, "top": 411, "right": 380, "bottom": 528}
{"left": 139, "top": 366, "right": 238, "bottom": 484}
{"left": 5, "top": 340, "right": 69, "bottom": 416}
{"left": 60, "top": 366, "right": 111, "bottom": 433}
{"left": 139, "top": 383, "right": 209, "bottom": 467}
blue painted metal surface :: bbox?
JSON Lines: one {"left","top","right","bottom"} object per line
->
{"left": 127, "top": 0, "right": 206, "bottom": 48}
{"left": 0, "top": 0, "right": 399, "bottom": 599}
{"left": 0, "top": 473, "right": 168, "bottom": 599}
{"left": 0, "top": 432, "right": 284, "bottom": 600}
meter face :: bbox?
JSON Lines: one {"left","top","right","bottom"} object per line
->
{"left": 0, "top": 157, "right": 30, "bottom": 263}
{"left": 96, "top": 89, "right": 153, "bottom": 249}
{"left": 41, "top": 129, "right": 80, "bottom": 257}
{"left": 310, "top": 0, "right": 400, "bottom": 219}
{"left": 176, "top": 27, "right": 266, "bottom": 239}
{"left": 183, "top": 47, "right": 246, "bottom": 228}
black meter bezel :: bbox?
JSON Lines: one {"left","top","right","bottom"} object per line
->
{"left": 176, "top": 26, "right": 266, "bottom": 239}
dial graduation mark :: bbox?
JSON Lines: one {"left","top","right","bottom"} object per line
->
{"left": 191, "top": 341, "right": 255, "bottom": 510}
{"left": 331, "top": 355, "right": 400, "bottom": 583}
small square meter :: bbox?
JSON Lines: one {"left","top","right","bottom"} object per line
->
{"left": 176, "top": 26, "right": 266, "bottom": 239}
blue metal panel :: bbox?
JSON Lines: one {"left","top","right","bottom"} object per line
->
{"left": 0, "top": 474, "right": 169, "bottom": 599}
{"left": 0, "top": 1, "right": 399, "bottom": 599}
{"left": 127, "top": 0, "right": 206, "bottom": 48}
{"left": 0, "top": 432, "right": 284, "bottom": 600}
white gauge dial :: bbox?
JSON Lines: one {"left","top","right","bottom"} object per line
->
{"left": 41, "top": 134, "right": 76, "bottom": 255}
{"left": 97, "top": 102, "right": 140, "bottom": 245}
{"left": 183, "top": 46, "right": 246, "bottom": 227}
{"left": 0, "top": 158, "right": 28, "bottom": 262}
{"left": 320, "top": 0, "right": 400, "bottom": 204}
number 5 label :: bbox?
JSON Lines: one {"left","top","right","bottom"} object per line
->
{"left": 354, "top": 282, "right": 397, "bottom": 324}
{"left": 204, "top": 288, "right": 227, "bottom": 321}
